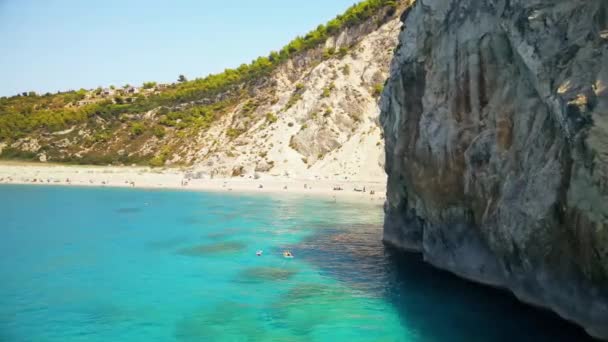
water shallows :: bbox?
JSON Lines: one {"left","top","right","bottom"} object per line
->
{"left": 0, "top": 185, "right": 596, "bottom": 341}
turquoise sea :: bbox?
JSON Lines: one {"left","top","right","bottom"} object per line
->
{"left": 0, "top": 185, "right": 595, "bottom": 341}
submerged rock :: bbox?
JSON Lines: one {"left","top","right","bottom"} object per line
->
{"left": 268, "top": 282, "right": 399, "bottom": 338}
{"left": 236, "top": 267, "right": 298, "bottom": 283}
{"left": 174, "top": 301, "right": 310, "bottom": 342}
{"left": 205, "top": 228, "right": 243, "bottom": 240}
{"left": 176, "top": 241, "right": 246, "bottom": 256}
{"left": 381, "top": 0, "right": 608, "bottom": 339}
{"left": 174, "top": 301, "right": 266, "bottom": 341}
{"left": 146, "top": 236, "right": 189, "bottom": 250}
{"left": 115, "top": 207, "right": 141, "bottom": 214}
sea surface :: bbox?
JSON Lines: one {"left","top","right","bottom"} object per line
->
{"left": 0, "top": 185, "right": 595, "bottom": 341}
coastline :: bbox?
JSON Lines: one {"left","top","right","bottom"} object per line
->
{"left": 0, "top": 162, "right": 387, "bottom": 203}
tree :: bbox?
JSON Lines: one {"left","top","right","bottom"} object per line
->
{"left": 178, "top": 75, "right": 187, "bottom": 83}
{"left": 268, "top": 51, "right": 279, "bottom": 63}
{"left": 130, "top": 122, "right": 144, "bottom": 136}
{"left": 152, "top": 125, "right": 165, "bottom": 138}
{"left": 143, "top": 81, "right": 157, "bottom": 89}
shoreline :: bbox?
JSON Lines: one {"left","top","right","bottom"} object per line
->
{"left": 0, "top": 162, "right": 387, "bottom": 203}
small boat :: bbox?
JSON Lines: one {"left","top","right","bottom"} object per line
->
{"left": 256, "top": 250, "right": 263, "bottom": 256}
{"left": 283, "top": 251, "right": 294, "bottom": 258}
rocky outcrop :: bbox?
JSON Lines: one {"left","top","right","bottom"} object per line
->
{"left": 380, "top": 0, "right": 608, "bottom": 339}
{"left": 188, "top": 11, "right": 403, "bottom": 181}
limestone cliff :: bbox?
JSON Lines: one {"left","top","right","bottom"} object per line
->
{"left": 380, "top": 0, "right": 608, "bottom": 339}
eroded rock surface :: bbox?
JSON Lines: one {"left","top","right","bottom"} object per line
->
{"left": 381, "top": 0, "right": 608, "bottom": 338}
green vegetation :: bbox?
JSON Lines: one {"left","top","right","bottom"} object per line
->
{"left": 321, "top": 82, "right": 336, "bottom": 98}
{"left": 372, "top": 83, "right": 384, "bottom": 97}
{"left": 226, "top": 127, "right": 245, "bottom": 139}
{"left": 130, "top": 122, "right": 145, "bottom": 136}
{"left": 323, "top": 47, "right": 349, "bottom": 59}
{"left": 143, "top": 81, "right": 157, "bottom": 89}
{"left": 323, "top": 48, "right": 336, "bottom": 59}
{"left": 152, "top": 125, "right": 165, "bottom": 138}
{"left": 158, "top": 101, "right": 230, "bottom": 130}
{"left": 0, "top": 147, "right": 38, "bottom": 161}
{"left": 241, "top": 99, "right": 259, "bottom": 116}
{"left": 284, "top": 93, "right": 302, "bottom": 111}
{"left": 90, "top": 131, "right": 111, "bottom": 144}
{"left": 149, "top": 156, "right": 165, "bottom": 167}
{"left": 265, "top": 112, "right": 278, "bottom": 124}
{"left": 341, "top": 65, "right": 351, "bottom": 75}
{"left": 149, "top": 147, "right": 172, "bottom": 167}
{"left": 321, "top": 88, "right": 331, "bottom": 98}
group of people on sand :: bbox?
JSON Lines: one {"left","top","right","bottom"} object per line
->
{"left": 333, "top": 185, "right": 375, "bottom": 195}
{"left": 9, "top": 177, "right": 138, "bottom": 187}
{"left": 19, "top": 177, "right": 64, "bottom": 184}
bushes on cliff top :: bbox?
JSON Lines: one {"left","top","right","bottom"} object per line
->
{"left": 0, "top": 0, "right": 398, "bottom": 142}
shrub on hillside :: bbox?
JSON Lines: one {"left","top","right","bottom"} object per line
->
{"left": 130, "top": 122, "right": 145, "bottom": 136}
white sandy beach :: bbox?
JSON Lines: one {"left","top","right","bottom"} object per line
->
{"left": 0, "top": 162, "right": 387, "bottom": 203}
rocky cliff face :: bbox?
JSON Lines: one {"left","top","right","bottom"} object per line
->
{"left": 380, "top": 0, "right": 608, "bottom": 339}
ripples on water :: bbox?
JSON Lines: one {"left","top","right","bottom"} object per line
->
{"left": 0, "top": 185, "right": 597, "bottom": 341}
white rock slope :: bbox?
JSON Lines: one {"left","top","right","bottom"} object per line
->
{"left": 189, "top": 17, "right": 402, "bottom": 182}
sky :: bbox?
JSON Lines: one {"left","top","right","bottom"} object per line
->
{"left": 0, "top": 0, "right": 356, "bottom": 97}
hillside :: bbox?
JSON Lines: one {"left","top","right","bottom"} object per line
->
{"left": 0, "top": 0, "right": 409, "bottom": 181}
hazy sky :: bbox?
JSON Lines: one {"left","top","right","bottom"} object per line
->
{"left": 0, "top": 0, "right": 355, "bottom": 96}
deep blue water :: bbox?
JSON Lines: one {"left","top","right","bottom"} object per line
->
{"left": 0, "top": 185, "right": 595, "bottom": 341}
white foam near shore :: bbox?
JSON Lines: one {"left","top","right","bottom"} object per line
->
{"left": 0, "top": 162, "right": 386, "bottom": 203}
